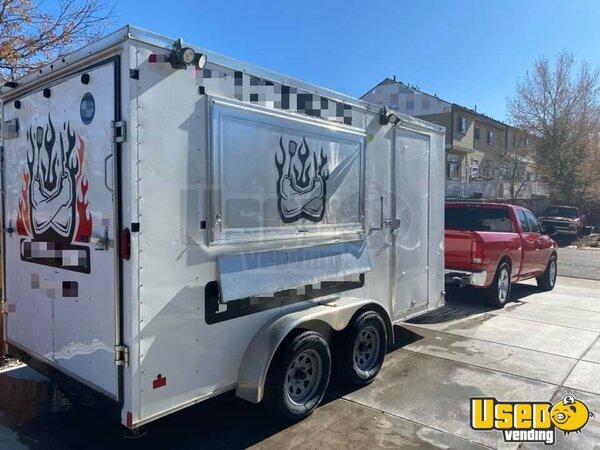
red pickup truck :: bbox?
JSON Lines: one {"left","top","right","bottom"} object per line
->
{"left": 445, "top": 202, "right": 558, "bottom": 307}
{"left": 538, "top": 205, "right": 586, "bottom": 237}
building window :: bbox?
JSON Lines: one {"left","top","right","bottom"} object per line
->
{"left": 487, "top": 130, "right": 495, "bottom": 145}
{"left": 406, "top": 100, "right": 415, "bottom": 110}
{"left": 422, "top": 98, "right": 431, "bottom": 110}
{"left": 525, "top": 138, "right": 530, "bottom": 146}
{"left": 470, "top": 159, "right": 480, "bottom": 179}
{"left": 457, "top": 116, "right": 467, "bottom": 134}
{"left": 447, "top": 154, "right": 462, "bottom": 180}
{"left": 513, "top": 134, "right": 518, "bottom": 147}
{"left": 474, "top": 127, "right": 480, "bottom": 141}
{"left": 482, "top": 160, "right": 494, "bottom": 180}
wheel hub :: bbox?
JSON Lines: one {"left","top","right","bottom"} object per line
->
{"left": 353, "top": 326, "right": 381, "bottom": 372}
{"left": 498, "top": 268, "right": 510, "bottom": 301}
{"left": 285, "top": 349, "right": 322, "bottom": 404}
{"left": 294, "top": 369, "right": 307, "bottom": 380}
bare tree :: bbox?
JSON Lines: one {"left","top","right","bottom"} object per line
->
{"left": 507, "top": 51, "right": 600, "bottom": 205}
{"left": 502, "top": 134, "right": 538, "bottom": 200}
{"left": 0, "top": 0, "right": 114, "bottom": 83}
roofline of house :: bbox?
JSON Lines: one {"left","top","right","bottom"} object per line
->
{"left": 361, "top": 77, "right": 526, "bottom": 131}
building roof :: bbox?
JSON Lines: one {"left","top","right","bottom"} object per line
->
{"left": 362, "top": 77, "right": 514, "bottom": 130}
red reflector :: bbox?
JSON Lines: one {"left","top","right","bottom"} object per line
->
{"left": 471, "top": 237, "right": 486, "bottom": 264}
{"left": 120, "top": 228, "right": 131, "bottom": 260}
{"left": 153, "top": 374, "right": 167, "bottom": 389}
{"left": 126, "top": 411, "right": 133, "bottom": 429}
{"left": 148, "top": 54, "right": 168, "bottom": 63}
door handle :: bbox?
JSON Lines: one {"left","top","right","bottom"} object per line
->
{"left": 104, "top": 154, "right": 113, "bottom": 192}
{"left": 392, "top": 218, "right": 402, "bottom": 236}
{"left": 2, "top": 219, "right": 14, "bottom": 237}
{"left": 88, "top": 226, "right": 110, "bottom": 251}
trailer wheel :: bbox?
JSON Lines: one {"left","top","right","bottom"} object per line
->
{"left": 485, "top": 262, "right": 511, "bottom": 308}
{"left": 537, "top": 254, "right": 557, "bottom": 291}
{"left": 338, "top": 311, "right": 387, "bottom": 387}
{"left": 264, "top": 330, "right": 331, "bottom": 421}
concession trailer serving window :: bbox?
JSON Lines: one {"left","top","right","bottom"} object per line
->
{"left": 208, "top": 97, "right": 366, "bottom": 245}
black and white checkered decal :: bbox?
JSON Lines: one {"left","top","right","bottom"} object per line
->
{"left": 198, "top": 65, "right": 362, "bottom": 127}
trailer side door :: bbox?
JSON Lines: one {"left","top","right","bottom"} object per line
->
{"left": 392, "top": 129, "right": 431, "bottom": 317}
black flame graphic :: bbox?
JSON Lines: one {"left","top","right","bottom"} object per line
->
{"left": 275, "top": 136, "right": 329, "bottom": 223}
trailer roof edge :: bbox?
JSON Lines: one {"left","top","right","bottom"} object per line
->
{"left": 0, "top": 26, "right": 131, "bottom": 100}
{"left": 0, "top": 25, "right": 444, "bottom": 135}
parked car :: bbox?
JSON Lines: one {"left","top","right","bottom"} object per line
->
{"left": 538, "top": 205, "right": 586, "bottom": 237}
{"left": 445, "top": 202, "right": 558, "bottom": 307}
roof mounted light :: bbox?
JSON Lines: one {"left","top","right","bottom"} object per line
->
{"left": 169, "top": 39, "right": 207, "bottom": 70}
{"left": 380, "top": 107, "right": 401, "bottom": 126}
{"left": 181, "top": 47, "right": 196, "bottom": 65}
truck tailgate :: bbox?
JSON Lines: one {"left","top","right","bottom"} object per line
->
{"left": 445, "top": 230, "right": 475, "bottom": 270}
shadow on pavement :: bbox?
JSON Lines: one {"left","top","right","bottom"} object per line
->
{"left": 0, "top": 327, "right": 431, "bottom": 450}
{"left": 407, "top": 282, "right": 540, "bottom": 325}
{"left": 0, "top": 283, "right": 546, "bottom": 449}
{"left": 554, "top": 235, "right": 577, "bottom": 248}
{"left": 0, "top": 369, "right": 297, "bottom": 450}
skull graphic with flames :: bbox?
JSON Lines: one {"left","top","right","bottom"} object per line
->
{"left": 16, "top": 115, "right": 92, "bottom": 243}
{"left": 275, "top": 136, "right": 329, "bottom": 223}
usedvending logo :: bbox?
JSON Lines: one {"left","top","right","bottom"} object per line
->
{"left": 275, "top": 136, "right": 329, "bottom": 223}
{"left": 471, "top": 396, "right": 594, "bottom": 445}
{"left": 16, "top": 115, "right": 93, "bottom": 273}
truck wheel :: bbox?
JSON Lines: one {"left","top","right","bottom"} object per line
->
{"left": 485, "top": 262, "right": 511, "bottom": 308}
{"left": 338, "top": 311, "right": 387, "bottom": 386}
{"left": 537, "top": 255, "right": 557, "bottom": 291}
{"left": 264, "top": 330, "right": 331, "bottom": 421}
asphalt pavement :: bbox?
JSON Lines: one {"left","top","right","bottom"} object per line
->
{"left": 1, "top": 246, "right": 599, "bottom": 449}
{"left": 558, "top": 246, "right": 600, "bottom": 280}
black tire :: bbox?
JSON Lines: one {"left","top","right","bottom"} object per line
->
{"left": 264, "top": 330, "right": 331, "bottom": 421}
{"left": 485, "top": 262, "right": 511, "bottom": 308}
{"left": 337, "top": 311, "right": 387, "bottom": 387}
{"left": 537, "top": 254, "right": 557, "bottom": 291}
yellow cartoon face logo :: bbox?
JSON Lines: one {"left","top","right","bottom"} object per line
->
{"left": 551, "top": 396, "right": 594, "bottom": 434}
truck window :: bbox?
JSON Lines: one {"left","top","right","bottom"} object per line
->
{"left": 445, "top": 206, "right": 514, "bottom": 232}
{"left": 524, "top": 210, "right": 542, "bottom": 233}
{"left": 542, "top": 206, "right": 579, "bottom": 218}
{"left": 517, "top": 210, "right": 530, "bottom": 232}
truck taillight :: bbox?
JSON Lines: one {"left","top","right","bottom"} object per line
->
{"left": 120, "top": 228, "right": 131, "bottom": 261}
{"left": 471, "top": 238, "right": 486, "bottom": 265}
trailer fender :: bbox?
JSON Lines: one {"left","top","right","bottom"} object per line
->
{"left": 235, "top": 297, "right": 389, "bottom": 404}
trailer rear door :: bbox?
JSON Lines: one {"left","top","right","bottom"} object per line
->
{"left": 2, "top": 60, "right": 120, "bottom": 398}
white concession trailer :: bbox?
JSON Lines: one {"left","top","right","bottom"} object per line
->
{"left": 0, "top": 26, "right": 445, "bottom": 430}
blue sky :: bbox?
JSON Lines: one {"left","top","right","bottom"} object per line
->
{"left": 114, "top": 0, "right": 600, "bottom": 122}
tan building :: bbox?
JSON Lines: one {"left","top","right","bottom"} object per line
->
{"left": 361, "top": 78, "right": 547, "bottom": 199}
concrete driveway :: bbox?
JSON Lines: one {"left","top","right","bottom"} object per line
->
{"left": 1, "top": 248, "right": 599, "bottom": 449}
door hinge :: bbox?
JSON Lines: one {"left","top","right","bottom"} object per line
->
{"left": 111, "top": 120, "right": 127, "bottom": 144}
{"left": 114, "top": 344, "right": 130, "bottom": 367}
